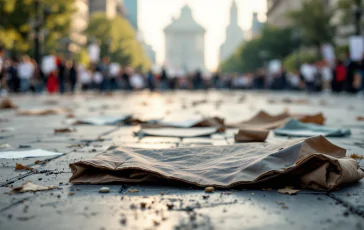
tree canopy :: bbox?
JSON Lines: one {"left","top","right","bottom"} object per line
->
{"left": 0, "top": 0, "right": 75, "bottom": 55}
{"left": 86, "top": 13, "right": 150, "bottom": 70}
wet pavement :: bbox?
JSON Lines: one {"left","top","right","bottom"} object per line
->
{"left": 0, "top": 90, "right": 364, "bottom": 230}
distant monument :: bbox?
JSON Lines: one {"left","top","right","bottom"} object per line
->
{"left": 219, "top": 0, "right": 244, "bottom": 62}
{"left": 164, "top": 5, "right": 206, "bottom": 72}
{"left": 251, "top": 12, "right": 264, "bottom": 38}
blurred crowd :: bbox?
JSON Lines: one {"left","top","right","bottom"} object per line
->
{"left": 0, "top": 47, "right": 364, "bottom": 95}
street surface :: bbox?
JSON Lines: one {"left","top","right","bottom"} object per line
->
{"left": 0, "top": 90, "right": 364, "bottom": 230}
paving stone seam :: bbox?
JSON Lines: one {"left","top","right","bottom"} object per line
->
{"left": 327, "top": 193, "right": 364, "bottom": 219}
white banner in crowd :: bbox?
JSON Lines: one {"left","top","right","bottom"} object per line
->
{"left": 349, "top": 36, "right": 364, "bottom": 61}
{"left": 88, "top": 43, "right": 100, "bottom": 63}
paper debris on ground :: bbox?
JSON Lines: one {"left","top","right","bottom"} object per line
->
{"left": 54, "top": 128, "right": 75, "bottom": 133}
{"left": 235, "top": 129, "right": 269, "bottom": 142}
{"left": 69, "top": 136, "right": 364, "bottom": 191}
{"left": 0, "top": 149, "right": 63, "bottom": 159}
{"left": 274, "top": 119, "right": 351, "bottom": 137}
{"left": 15, "top": 163, "right": 33, "bottom": 170}
{"left": 0, "top": 98, "right": 17, "bottom": 109}
{"left": 278, "top": 187, "right": 300, "bottom": 195}
{"left": 136, "top": 127, "right": 219, "bottom": 138}
{"left": 11, "top": 182, "right": 58, "bottom": 193}
{"left": 74, "top": 115, "right": 132, "bottom": 125}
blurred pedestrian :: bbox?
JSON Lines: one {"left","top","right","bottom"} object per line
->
{"left": 160, "top": 68, "right": 168, "bottom": 90}
{"left": 121, "top": 66, "right": 132, "bottom": 90}
{"left": 6, "top": 58, "right": 20, "bottom": 92}
{"left": 57, "top": 56, "right": 66, "bottom": 94}
{"left": 130, "top": 70, "right": 144, "bottom": 90}
{"left": 344, "top": 51, "right": 357, "bottom": 93}
{"left": 109, "top": 62, "right": 120, "bottom": 91}
{"left": 0, "top": 47, "right": 5, "bottom": 92}
{"left": 99, "top": 56, "right": 110, "bottom": 91}
{"left": 79, "top": 65, "right": 91, "bottom": 91}
{"left": 193, "top": 69, "right": 203, "bottom": 89}
{"left": 46, "top": 70, "right": 58, "bottom": 93}
{"left": 147, "top": 70, "right": 155, "bottom": 92}
{"left": 18, "top": 55, "right": 34, "bottom": 92}
{"left": 333, "top": 60, "right": 346, "bottom": 93}
{"left": 300, "top": 61, "right": 317, "bottom": 92}
{"left": 68, "top": 60, "right": 77, "bottom": 93}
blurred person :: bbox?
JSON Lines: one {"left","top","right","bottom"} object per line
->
{"left": 18, "top": 55, "right": 34, "bottom": 92}
{"left": 109, "top": 61, "right": 120, "bottom": 91}
{"left": 68, "top": 60, "right": 77, "bottom": 93}
{"left": 6, "top": 58, "right": 20, "bottom": 92}
{"left": 192, "top": 69, "right": 203, "bottom": 90}
{"left": 344, "top": 51, "right": 357, "bottom": 93}
{"left": 253, "top": 69, "right": 265, "bottom": 90}
{"left": 358, "top": 53, "right": 364, "bottom": 94}
{"left": 300, "top": 61, "right": 317, "bottom": 92}
{"left": 160, "top": 68, "right": 168, "bottom": 90}
{"left": 333, "top": 60, "right": 346, "bottom": 93}
{"left": 212, "top": 72, "right": 221, "bottom": 89}
{"left": 287, "top": 71, "right": 301, "bottom": 91}
{"left": 57, "top": 56, "right": 66, "bottom": 94}
{"left": 147, "top": 70, "right": 156, "bottom": 92}
{"left": 29, "top": 59, "right": 39, "bottom": 93}
{"left": 93, "top": 65, "right": 103, "bottom": 92}
{"left": 46, "top": 70, "right": 58, "bottom": 93}
{"left": 130, "top": 70, "right": 144, "bottom": 90}
{"left": 319, "top": 60, "right": 333, "bottom": 92}
{"left": 121, "top": 65, "right": 132, "bottom": 90}
{"left": 99, "top": 57, "right": 111, "bottom": 91}
{"left": 79, "top": 65, "right": 92, "bottom": 91}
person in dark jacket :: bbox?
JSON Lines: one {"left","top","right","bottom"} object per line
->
{"left": 58, "top": 56, "right": 66, "bottom": 94}
{"left": 69, "top": 60, "right": 77, "bottom": 94}
{"left": 147, "top": 70, "right": 155, "bottom": 92}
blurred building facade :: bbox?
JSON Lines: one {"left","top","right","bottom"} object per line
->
{"left": 123, "top": 0, "right": 138, "bottom": 31}
{"left": 251, "top": 12, "right": 264, "bottom": 37}
{"left": 164, "top": 5, "right": 205, "bottom": 72}
{"left": 219, "top": 0, "right": 244, "bottom": 62}
{"left": 88, "top": 0, "right": 125, "bottom": 18}
{"left": 266, "top": 0, "right": 304, "bottom": 28}
{"left": 69, "top": 0, "right": 89, "bottom": 53}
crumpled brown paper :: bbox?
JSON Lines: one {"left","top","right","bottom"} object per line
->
{"left": 228, "top": 111, "right": 325, "bottom": 130}
{"left": 234, "top": 129, "right": 269, "bottom": 142}
{"left": 0, "top": 98, "right": 17, "bottom": 109}
{"left": 69, "top": 136, "right": 363, "bottom": 191}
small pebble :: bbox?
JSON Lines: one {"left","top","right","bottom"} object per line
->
{"left": 99, "top": 187, "right": 110, "bottom": 193}
{"left": 204, "top": 187, "right": 215, "bottom": 193}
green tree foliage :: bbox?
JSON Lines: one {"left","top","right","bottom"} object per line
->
{"left": 0, "top": 0, "right": 74, "bottom": 55}
{"left": 220, "top": 26, "right": 297, "bottom": 73}
{"left": 86, "top": 13, "right": 150, "bottom": 70}
{"left": 336, "top": 0, "right": 364, "bottom": 30}
{"left": 283, "top": 51, "right": 319, "bottom": 72}
{"left": 288, "top": 0, "right": 335, "bottom": 55}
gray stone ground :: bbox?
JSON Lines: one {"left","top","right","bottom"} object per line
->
{"left": 0, "top": 90, "right": 363, "bottom": 230}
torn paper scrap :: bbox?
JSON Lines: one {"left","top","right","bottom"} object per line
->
{"left": 12, "top": 182, "right": 58, "bottom": 193}
{"left": 0, "top": 149, "right": 63, "bottom": 159}
{"left": 136, "top": 127, "right": 219, "bottom": 138}
{"left": 75, "top": 115, "right": 132, "bottom": 126}
{"left": 235, "top": 129, "right": 269, "bottom": 142}
{"left": 274, "top": 119, "right": 351, "bottom": 137}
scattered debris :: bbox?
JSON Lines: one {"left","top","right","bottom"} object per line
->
{"left": 66, "top": 114, "right": 76, "bottom": 118}
{"left": 15, "top": 163, "right": 33, "bottom": 171}
{"left": 11, "top": 182, "right": 58, "bottom": 193}
{"left": 204, "top": 187, "right": 215, "bottom": 193}
{"left": 357, "top": 116, "right": 364, "bottom": 121}
{"left": 203, "top": 195, "right": 210, "bottom": 199}
{"left": 68, "top": 192, "right": 76, "bottom": 196}
{"left": 278, "top": 187, "right": 300, "bottom": 195}
{"left": 17, "top": 108, "right": 71, "bottom": 116}
{"left": 128, "top": 189, "right": 139, "bottom": 193}
{"left": 140, "top": 202, "right": 147, "bottom": 209}
{"left": 0, "top": 98, "right": 17, "bottom": 109}
{"left": 349, "top": 154, "right": 364, "bottom": 160}
{"left": 54, "top": 128, "right": 74, "bottom": 133}
{"left": 166, "top": 204, "right": 174, "bottom": 210}
{"left": 99, "top": 187, "right": 110, "bottom": 193}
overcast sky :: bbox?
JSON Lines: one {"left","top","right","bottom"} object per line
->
{"left": 139, "top": 0, "right": 267, "bottom": 70}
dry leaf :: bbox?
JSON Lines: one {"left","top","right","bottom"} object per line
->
{"left": 278, "top": 187, "right": 300, "bottom": 195}
{"left": 17, "top": 108, "right": 71, "bottom": 116}
{"left": 12, "top": 182, "right": 57, "bottom": 193}
{"left": 54, "top": 128, "right": 74, "bottom": 133}
{"left": 350, "top": 154, "right": 364, "bottom": 160}
{"left": 0, "top": 98, "right": 17, "bottom": 109}
{"left": 66, "top": 114, "right": 75, "bottom": 118}
{"left": 357, "top": 117, "right": 364, "bottom": 121}
{"left": 15, "top": 163, "right": 33, "bottom": 171}
{"left": 204, "top": 187, "right": 215, "bottom": 193}
{"left": 128, "top": 189, "right": 139, "bottom": 193}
